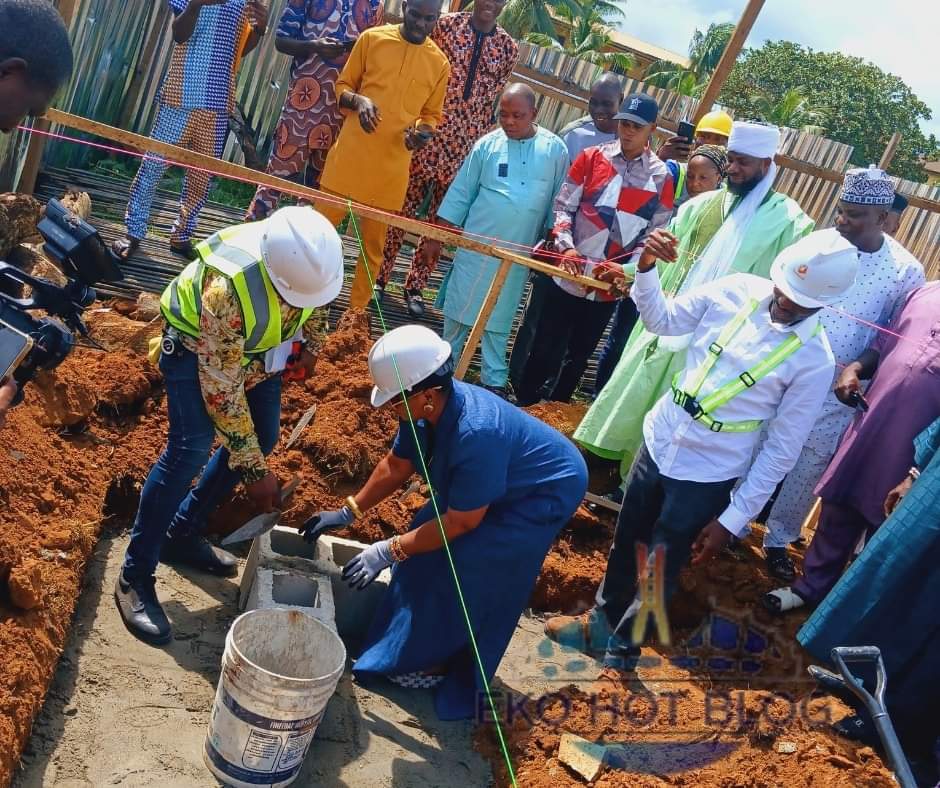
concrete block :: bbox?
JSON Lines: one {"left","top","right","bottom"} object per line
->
{"left": 237, "top": 525, "right": 321, "bottom": 610}
{"left": 312, "top": 534, "right": 392, "bottom": 645}
{"left": 238, "top": 527, "right": 390, "bottom": 644}
{"left": 244, "top": 566, "right": 337, "bottom": 633}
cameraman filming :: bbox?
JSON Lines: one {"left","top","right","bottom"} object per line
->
{"left": 0, "top": 0, "right": 75, "bottom": 421}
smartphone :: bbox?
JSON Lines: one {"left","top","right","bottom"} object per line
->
{"left": 677, "top": 120, "right": 695, "bottom": 143}
{"left": 0, "top": 321, "right": 33, "bottom": 381}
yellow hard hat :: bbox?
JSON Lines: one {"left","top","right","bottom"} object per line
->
{"left": 695, "top": 110, "right": 732, "bottom": 139}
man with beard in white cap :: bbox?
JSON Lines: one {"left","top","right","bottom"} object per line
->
{"left": 543, "top": 230, "right": 858, "bottom": 673}
{"left": 760, "top": 166, "right": 924, "bottom": 582}
{"left": 574, "top": 121, "right": 814, "bottom": 499}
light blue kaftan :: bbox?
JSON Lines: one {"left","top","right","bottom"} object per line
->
{"left": 436, "top": 126, "right": 568, "bottom": 356}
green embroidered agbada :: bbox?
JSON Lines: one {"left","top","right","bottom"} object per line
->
{"left": 573, "top": 187, "right": 815, "bottom": 475}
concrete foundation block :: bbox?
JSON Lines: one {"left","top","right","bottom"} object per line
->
{"left": 237, "top": 527, "right": 390, "bottom": 643}
{"left": 314, "top": 534, "right": 392, "bottom": 644}
{"left": 243, "top": 566, "right": 336, "bottom": 633}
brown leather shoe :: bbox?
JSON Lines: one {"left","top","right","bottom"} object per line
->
{"left": 543, "top": 610, "right": 610, "bottom": 657}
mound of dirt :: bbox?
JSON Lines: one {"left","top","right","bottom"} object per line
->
{"left": 0, "top": 316, "right": 166, "bottom": 784}
{"left": 482, "top": 675, "right": 897, "bottom": 787}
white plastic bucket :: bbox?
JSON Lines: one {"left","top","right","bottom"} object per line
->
{"left": 204, "top": 608, "right": 346, "bottom": 787}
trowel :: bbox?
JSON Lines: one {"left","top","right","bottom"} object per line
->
{"left": 221, "top": 476, "right": 301, "bottom": 546}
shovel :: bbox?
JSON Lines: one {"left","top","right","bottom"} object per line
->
{"left": 221, "top": 476, "right": 301, "bottom": 546}
{"left": 817, "top": 646, "right": 918, "bottom": 788}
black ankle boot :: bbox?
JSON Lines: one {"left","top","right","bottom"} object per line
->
{"left": 114, "top": 570, "right": 172, "bottom": 645}
{"left": 161, "top": 531, "right": 238, "bottom": 577}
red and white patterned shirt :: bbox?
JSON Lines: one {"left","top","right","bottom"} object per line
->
{"left": 553, "top": 141, "right": 674, "bottom": 302}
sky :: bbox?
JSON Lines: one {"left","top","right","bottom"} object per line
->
{"left": 615, "top": 0, "right": 940, "bottom": 139}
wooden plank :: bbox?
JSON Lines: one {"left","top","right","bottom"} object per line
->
{"left": 454, "top": 258, "right": 512, "bottom": 379}
{"left": 584, "top": 491, "right": 622, "bottom": 513}
{"left": 879, "top": 132, "right": 902, "bottom": 171}
{"left": 692, "top": 0, "right": 766, "bottom": 124}
{"left": 44, "top": 108, "right": 612, "bottom": 293}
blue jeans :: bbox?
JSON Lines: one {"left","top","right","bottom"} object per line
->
{"left": 122, "top": 347, "right": 282, "bottom": 582}
{"left": 594, "top": 298, "right": 639, "bottom": 396}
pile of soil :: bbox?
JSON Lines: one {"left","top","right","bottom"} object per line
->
{"left": 483, "top": 678, "right": 896, "bottom": 787}
{"left": 0, "top": 316, "right": 165, "bottom": 784}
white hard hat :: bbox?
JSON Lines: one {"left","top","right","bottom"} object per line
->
{"left": 368, "top": 325, "right": 452, "bottom": 407}
{"left": 770, "top": 229, "right": 858, "bottom": 308}
{"left": 260, "top": 206, "right": 344, "bottom": 308}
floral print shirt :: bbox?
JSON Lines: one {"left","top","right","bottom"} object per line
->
{"left": 180, "top": 273, "right": 327, "bottom": 483}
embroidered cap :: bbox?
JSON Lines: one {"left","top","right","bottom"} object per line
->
{"left": 613, "top": 93, "right": 658, "bottom": 125}
{"left": 841, "top": 165, "right": 895, "bottom": 206}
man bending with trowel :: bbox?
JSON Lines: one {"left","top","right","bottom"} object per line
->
{"left": 115, "top": 206, "right": 344, "bottom": 645}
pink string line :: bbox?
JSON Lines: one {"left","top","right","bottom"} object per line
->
{"left": 20, "top": 123, "right": 930, "bottom": 349}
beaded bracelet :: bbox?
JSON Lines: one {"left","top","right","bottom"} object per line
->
{"left": 390, "top": 535, "right": 409, "bottom": 562}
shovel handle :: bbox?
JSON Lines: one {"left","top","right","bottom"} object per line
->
{"left": 832, "top": 646, "right": 881, "bottom": 661}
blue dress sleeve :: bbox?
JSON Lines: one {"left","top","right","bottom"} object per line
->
{"left": 446, "top": 429, "right": 509, "bottom": 512}
{"left": 168, "top": 0, "right": 188, "bottom": 15}
{"left": 391, "top": 421, "right": 416, "bottom": 462}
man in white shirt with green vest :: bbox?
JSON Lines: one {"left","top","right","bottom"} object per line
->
{"left": 116, "top": 206, "right": 344, "bottom": 645}
{"left": 543, "top": 228, "right": 858, "bottom": 672}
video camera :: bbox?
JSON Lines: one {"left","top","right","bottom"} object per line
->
{"left": 0, "top": 198, "right": 123, "bottom": 404}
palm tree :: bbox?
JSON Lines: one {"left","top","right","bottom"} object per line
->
{"left": 645, "top": 22, "right": 734, "bottom": 97}
{"left": 498, "top": 0, "right": 623, "bottom": 44}
{"left": 497, "top": 0, "right": 579, "bottom": 39}
{"left": 525, "top": 0, "right": 634, "bottom": 71}
{"left": 750, "top": 87, "right": 829, "bottom": 132}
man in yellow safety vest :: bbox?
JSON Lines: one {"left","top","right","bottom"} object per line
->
{"left": 543, "top": 228, "right": 859, "bottom": 674}
{"left": 115, "top": 206, "right": 344, "bottom": 645}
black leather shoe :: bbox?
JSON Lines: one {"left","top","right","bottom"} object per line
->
{"left": 405, "top": 289, "right": 425, "bottom": 318}
{"left": 114, "top": 571, "right": 172, "bottom": 645}
{"left": 162, "top": 531, "right": 238, "bottom": 577}
{"left": 765, "top": 546, "right": 797, "bottom": 583}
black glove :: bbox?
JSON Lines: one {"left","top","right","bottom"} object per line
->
{"left": 300, "top": 505, "right": 355, "bottom": 544}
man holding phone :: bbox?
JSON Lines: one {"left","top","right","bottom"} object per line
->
{"left": 246, "top": 0, "right": 384, "bottom": 219}
{"left": 375, "top": 0, "right": 518, "bottom": 318}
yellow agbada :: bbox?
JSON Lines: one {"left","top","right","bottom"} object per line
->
{"left": 318, "top": 24, "right": 449, "bottom": 308}
{"left": 320, "top": 24, "right": 449, "bottom": 212}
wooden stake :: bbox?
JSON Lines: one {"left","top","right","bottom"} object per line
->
{"left": 692, "top": 0, "right": 766, "bottom": 124}
{"left": 17, "top": 0, "right": 79, "bottom": 194}
{"left": 43, "top": 108, "right": 610, "bottom": 294}
{"left": 454, "top": 258, "right": 513, "bottom": 379}
{"left": 878, "top": 132, "right": 902, "bottom": 171}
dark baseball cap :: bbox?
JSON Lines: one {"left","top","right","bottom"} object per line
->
{"left": 613, "top": 93, "right": 658, "bottom": 125}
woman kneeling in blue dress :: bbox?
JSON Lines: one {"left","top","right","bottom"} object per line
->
{"left": 301, "top": 325, "right": 588, "bottom": 719}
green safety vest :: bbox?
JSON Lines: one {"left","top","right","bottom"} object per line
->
{"left": 160, "top": 223, "right": 314, "bottom": 365}
{"left": 670, "top": 299, "right": 822, "bottom": 433}
{"left": 675, "top": 162, "right": 687, "bottom": 202}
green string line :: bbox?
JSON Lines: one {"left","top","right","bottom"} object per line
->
{"left": 344, "top": 202, "right": 518, "bottom": 788}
